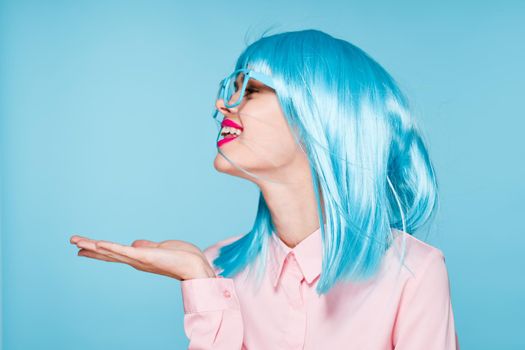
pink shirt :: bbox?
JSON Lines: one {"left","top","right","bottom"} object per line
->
{"left": 180, "top": 227, "right": 460, "bottom": 349}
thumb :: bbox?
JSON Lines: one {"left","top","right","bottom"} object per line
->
{"left": 131, "top": 239, "right": 159, "bottom": 248}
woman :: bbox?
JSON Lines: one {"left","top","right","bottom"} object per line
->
{"left": 70, "top": 29, "right": 459, "bottom": 349}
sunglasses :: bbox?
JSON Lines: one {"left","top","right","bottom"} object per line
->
{"left": 212, "top": 68, "right": 276, "bottom": 133}
{"left": 216, "top": 67, "right": 275, "bottom": 106}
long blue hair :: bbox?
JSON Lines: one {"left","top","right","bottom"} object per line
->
{"left": 213, "top": 29, "right": 439, "bottom": 296}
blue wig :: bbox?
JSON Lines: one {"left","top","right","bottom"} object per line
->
{"left": 213, "top": 29, "right": 439, "bottom": 296}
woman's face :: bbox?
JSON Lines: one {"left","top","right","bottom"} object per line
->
{"left": 213, "top": 73, "right": 307, "bottom": 183}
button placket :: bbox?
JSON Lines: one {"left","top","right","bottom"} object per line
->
{"left": 280, "top": 253, "right": 307, "bottom": 350}
{"left": 280, "top": 253, "right": 305, "bottom": 308}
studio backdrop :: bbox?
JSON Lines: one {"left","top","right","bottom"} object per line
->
{"left": 1, "top": 1, "right": 524, "bottom": 349}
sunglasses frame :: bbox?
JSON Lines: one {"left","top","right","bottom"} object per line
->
{"left": 217, "top": 68, "right": 276, "bottom": 109}
{"left": 212, "top": 68, "right": 276, "bottom": 135}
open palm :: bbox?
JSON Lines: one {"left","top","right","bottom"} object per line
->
{"left": 69, "top": 235, "right": 216, "bottom": 280}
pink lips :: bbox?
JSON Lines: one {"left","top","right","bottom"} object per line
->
{"left": 217, "top": 118, "right": 244, "bottom": 147}
{"left": 221, "top": 118, "right": 244, "bottom": 130}
{"left": 217, "top": 135, "right": 238, "bottom": 147}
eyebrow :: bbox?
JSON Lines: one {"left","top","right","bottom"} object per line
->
{"left": 233, "top": 73, "right": 264, "bottom": 90}
{"left": 233, "top": 73, "right": 244, "bottom": 91}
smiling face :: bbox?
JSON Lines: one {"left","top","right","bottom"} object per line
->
{"left": 213, "top": 71, "right": 308, "bottom": 184}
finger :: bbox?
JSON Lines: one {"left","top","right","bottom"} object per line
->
{"left": 75, "top": 240, "right": 136, "bottom": 263}
{"left": 76, "top": 240, "right": 137, "bottom": 262}
{"left": 79, "top": 248, "right": 150, "bottom": 272}
{"left": 76, "top": 239, "right": 99, "bottom": 251}
{"left": 131, "top": 239, "right": 159, "bottom": 248}
{"left": 95, "top": 246, "right": 145, "bottom": 267}
{"left": 76, "top": 239, "right": 148, "bottom": 269}
{"left": 78, "top": 249, "right": 121, "bottom": 263}
{"left": 70, "top": 235, "right": 94, "bottom": 244}
{"left": 96, "top": 240, "right": 146, "bottom": 262}
{"left": 79, "top": 245, "right": 147, "bottom": 270}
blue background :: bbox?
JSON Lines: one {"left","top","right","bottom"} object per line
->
{"left": 1, "top": 0, "right": 524, "bottom": 349}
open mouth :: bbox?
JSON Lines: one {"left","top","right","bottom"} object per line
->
{"left": 217, "top": 126, "right": 243, "bottom": 147}
{"left": 221, "top": 118, "right": 244, "bottom": 130}
{"left": 219, "top": 126, "right": 243, "bottom": 139}
{"left": 217, "top": 118, "right": 244, "bottom": 147}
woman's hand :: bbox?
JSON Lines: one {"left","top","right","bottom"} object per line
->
{"left": 69, "top": 235, "right": 217, "bottom": 281}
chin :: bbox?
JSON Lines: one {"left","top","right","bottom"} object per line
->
{"left": 214, "top": 153, "right": 257, "bottom": 181}
{"left": 213, "top": 152, "right": 236, "bottom": 174}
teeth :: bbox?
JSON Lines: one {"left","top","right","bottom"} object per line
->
{"left": 221, "top": 126, "right": 242, "bottom": 136}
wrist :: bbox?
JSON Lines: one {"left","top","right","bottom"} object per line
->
{"left": 183, "top": 259, "right": 217, "bottom": 280}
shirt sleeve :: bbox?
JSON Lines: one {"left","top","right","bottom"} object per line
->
{"left": 392, "top": 250, "right": 459, "bottom": 350}
{"left": 180, "top": 276, "right": 244, "bottom": 349}
{"left": 180, "top": 237, "right": 245, "bottom": 349}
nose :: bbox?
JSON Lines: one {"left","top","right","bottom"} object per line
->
{"left": 215, "top": 98, "right": 239, "bottom": 115}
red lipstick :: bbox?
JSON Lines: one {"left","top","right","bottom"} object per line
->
{"left": 221, "top": 118, "right": 244, "bottom": 130}
{"left": 217, "top": 118, "right": 243, "bottom": 147}
{"left": 217, "top": 134, "right": 239, "bottom": 147}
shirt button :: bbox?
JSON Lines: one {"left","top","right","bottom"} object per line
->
{"left": 223, "top": 290, "right": 231, "bottom": 298}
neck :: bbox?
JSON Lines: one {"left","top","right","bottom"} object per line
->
{"left": 258, "top": 158, "right": 324, "bottom": 249}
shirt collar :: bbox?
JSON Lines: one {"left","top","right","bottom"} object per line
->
{"left": 268, "top": 224, "right": 324, "bottom": 288}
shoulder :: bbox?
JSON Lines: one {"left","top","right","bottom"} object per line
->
{"left": 388, "top": 228, "right": 447, "bottom": 280}
{"left": 202, "top": 233, "right": 245, "bottom": 272}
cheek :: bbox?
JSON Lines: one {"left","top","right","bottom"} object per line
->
{"left": 241, "top": 102, "right": 299, "bottom": 162}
